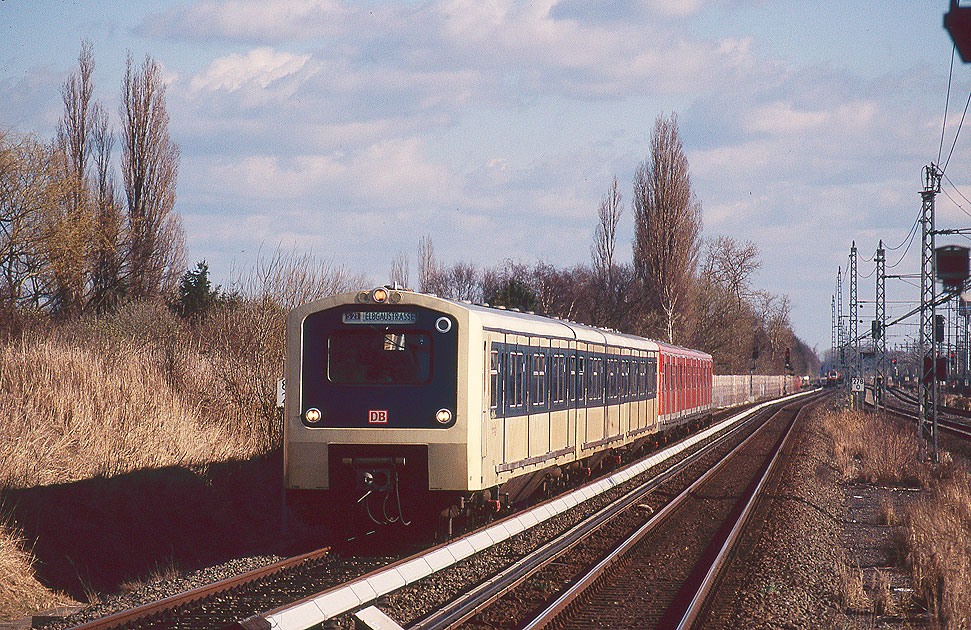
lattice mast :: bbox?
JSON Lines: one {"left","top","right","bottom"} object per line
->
{"left": 876, "top": 241, "right": 886, "bottom": 409}
{"left": 919, "top": 164, "right": 941, "bottom": 460}
{"left": 850, "top": 241, "right": 859, "bottom": 380}
{"left": 838, "top": 267, "right": 845, "bottom": 376}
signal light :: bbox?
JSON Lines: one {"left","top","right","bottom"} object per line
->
{"left": 304, "top": 408, "right": 322, "bottom": 423}
{"left": 435, "top": 408, "right": 453, "bottom": 424}
{"left": 371, "top": 287, "right": 389, "bottom": 303}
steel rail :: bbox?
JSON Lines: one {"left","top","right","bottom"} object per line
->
{"left": 674, "top": 403, "right": 806, "bottom": 629}
{"left": 66, "top": 546, "right": 332, "bottom": 630}
{"left": 884, "top": 389, "right": 971, "bottom": 439}
{"left": 516, "top": 396, "right": 818, "bottom": 630}
{"left": 884, "top": 402, "right": 971, "bottom": 440}
{"left": 408, "top": 403, "right": 775, "bottom": 630}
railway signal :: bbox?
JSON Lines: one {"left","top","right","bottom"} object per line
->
{"left": 945, "top": 0, "right": 971, "bottom": 62}
{"left": 936, "top": 244, "right": 970, "bottom": 288}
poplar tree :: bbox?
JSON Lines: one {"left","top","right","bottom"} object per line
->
{"left": 632, "top": 113, "right": 702, "bottom": 343}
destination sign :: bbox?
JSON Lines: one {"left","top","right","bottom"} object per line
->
{"left": 342, "top": 311, "right": 418, "bottom": 325}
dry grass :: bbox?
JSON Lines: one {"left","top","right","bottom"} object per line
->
{"left": 904, "top": 461, "right": 971, "bottom": 629}
{"left": 820, "top": 408, "right": 923, "bottom": 486}
{"left": 0, "top": 517, "right": 73, "bottom": 620}
{"left": 0, "top": 255, "right": 369, "bottom": 619}
{"left": 869, "top": 569, "right": 896, "bottom": 617}
{"left": 823, "top": 406, "right": 971, "bottom": 628}
{"left": 879, "top": 492, "right": 896, "bottom": 527}
{"left": 0, "top": 324, "right": 263, "bottom": 489}
{"left": 836, "top": 557, "right": 870, "bottom": 612}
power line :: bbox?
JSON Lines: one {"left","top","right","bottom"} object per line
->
{"left": 940, "top": 45, "right": 956, "bottom": 166}
{"left": 943, "top": 83, "right": 971, "bottom": 176}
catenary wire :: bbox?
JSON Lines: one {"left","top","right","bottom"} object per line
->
{"left": 942, "top": 84, "right": 971, "bottom": 176}
{"left": 940, "top": 45, "right": 955, "bottom": 167}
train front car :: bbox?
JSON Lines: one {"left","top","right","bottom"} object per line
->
{"left": 284, "top": 288, "right": 477, "bottom": 536}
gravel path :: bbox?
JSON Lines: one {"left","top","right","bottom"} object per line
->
{"left": 705, "top": 400, "right": 926, "bottom": 629}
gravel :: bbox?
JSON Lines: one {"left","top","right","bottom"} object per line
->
{"left": 705, "top": 398, "right": 925, "bottom": 629}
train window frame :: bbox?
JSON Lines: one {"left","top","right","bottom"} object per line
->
{"left": 506, "top": 350, "right": 525, "bottom": 412}
{"left": 552, "top": 353, "right": 567, "bottom": 406}
{"left": 577, "top": 354, "right": 587, "bottom": 403}
{"left": 531, "top": 352, "right": 547, "bottom": 409}
{"left": 592, "top": 356, "right": 603, "bottom": 402}
{"left": 605, "top": 357, "right": 617, "bottom": 401}
{"left": 566, "top": 352, "right": 577, "bottom": 405}
{"left": 490, "top": 348, "right": 500, "bottom": 412}
{"left": 325, "top": 329, "right": 433, "bottom": 386}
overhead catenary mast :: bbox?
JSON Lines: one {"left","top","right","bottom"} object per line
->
{"left": 875, "top": 241, "right": 886, "bottom": 410}
{"left": 919, "top": 164, "right": 941, "bottom": 461}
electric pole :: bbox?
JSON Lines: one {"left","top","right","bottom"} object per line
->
{"left": 919, "top": 163, "right": 941, "bottom": 461}
{"left": 850, "top": 241, "right": 859, "bottom": 383}
{"left": 832, "top": 294, "right": 837, "bottom": 373}
{"left": 838, "top": 266, "right": 845, "bottom": 378}
{"left": 876, "top": 240, "right": 886, "bottom": 410}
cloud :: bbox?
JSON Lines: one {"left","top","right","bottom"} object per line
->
{"left": 189, "top": 47, "right": 313, "bottom": 94}
{"left": 744, "top": 100, "right": 876, "bottom": 136}
{"left": 141, "top": 0, "right": 353, "bottom": 43}
{"left": 146, "top": 0, "right": 762, "bottom": 102}
{"left": 184, "top": 136, "right": 461, "bottom": 208}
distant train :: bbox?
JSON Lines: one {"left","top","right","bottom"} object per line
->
{"left": 824, "top": 369, "right": 840, "bottom": 387}
{"left": 284, "top": 288, "right": 713, "bottom": 534}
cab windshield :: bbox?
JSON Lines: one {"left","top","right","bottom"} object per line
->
{"left": 327, "top": 331, "right": 432, "bottom": 384}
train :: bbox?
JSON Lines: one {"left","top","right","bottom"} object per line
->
{"left": 284, "top": 287, "right": 714, "bottom": 535}
{"left": 824, "top": 369, "right": 841, "bottom": 387}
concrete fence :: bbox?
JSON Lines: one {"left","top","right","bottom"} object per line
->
{"left": 713, "top": 374, "right": 803, "bottom": 408}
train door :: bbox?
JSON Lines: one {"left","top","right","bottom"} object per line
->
{"left": 566, "top": 344, "right": 577, "bottom": 455}
{"left": 584, "top": 346, "right": 606, "bottom": 450}
{"left": 574, "top": 345, "right": 587, "bottom": 452}
{"left": 502, "top": 334, "right": 528, "bottom": 466}
{"left": 659, "top": 352, "right": 667, "bottom": 422}
{"left": 485, "top": 337, "right": 498, "bottom": 481}
{"left": 527, "top": 336, "right": 551, "bottom": 460}
{"left": 618, "top": 349, "right": 631, "bottom": 437}
{"left": 605, "top": 352, "right": 619, "bottom": 440}
{"left": 549, "top": 339, "right": 571, "bottom": 453}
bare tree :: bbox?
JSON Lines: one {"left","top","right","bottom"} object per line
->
{"left": 120, "top": 52, "right": 184, "bottom": 300}
{"left": 390, "top": 251, "right": 409, "bottom": 289}
{"left": 233, "top": 247, "right": 369, "bottom": 310}
{"left": 48, "top": 41, "right": 100, "bottom": 316}
{"left": 0, "top": 132, "right": 64, "bottom": 309}
{"left": 417, "top": 234, "right": 437, "bottom": 293}
{"left": 632, "top": 113, "right": 702, "bottom": 343}
{"left": 592, "top": 177, "right": 623, "bottom": 283}
{"left": 591, "top": 178, "right": 626, "bottom": 327}
{"left": 435, "top": 262, "right": 480, "bottom": 302}
{"left": 707, "top": 236, "right": 760, "bottom": 315}
{"left": 89, "top": 103, "right": 125, "bottom": 312}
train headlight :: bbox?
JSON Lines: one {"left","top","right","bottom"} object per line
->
{"left": 371, "top": 287, "right": 389, "bottom": 303}
{"left": 435, "top": 408, "right": 453, "bottom": 425}
{"left": 304, "top": 408, "right": 322, "bottom": 424}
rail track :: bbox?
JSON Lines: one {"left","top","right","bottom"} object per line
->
{"left": 426, "top": 392, "right": 823, "bottom": 630}
{"left": 883, "top": 388, "right": 971, "bottom": 441}
{"left": 62, "top": 391, "right": 819, "bottom": 630}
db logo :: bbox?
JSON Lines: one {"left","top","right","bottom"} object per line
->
{"left": 368, "top": 410, "right": 388, "bottom": 424}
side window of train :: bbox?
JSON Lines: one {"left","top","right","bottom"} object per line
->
{"left": 649, "top": 358, "right": 657, "bottom": 397}
{"left": 531, "top": 352, "right": 547, "bottom": 407}
{"left": 577, "top": 355, "right": 586, "bottom": 403}
{"left": 586, "top": 356, "right": 595, "bottom": 402}
{"left": 553, "top": 353, "right": 566, "bottom": 405}
{"left": 515, "top": 352, "right": 525, "bottom": 409}
{"left": 605, "top": 358, "right": 614, "bottom": 401}
{"left": 506, "top": 350, "right": 525, "bottom": 411}
{"left": 566, "top": 354, "right": 577, "bottom": 403}
{"left": 490, "top": 348, "right": 500, "bottom": 412}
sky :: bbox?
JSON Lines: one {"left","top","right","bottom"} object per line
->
{"left": 2, "top": 0, "right": 971, "bottom": 358}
